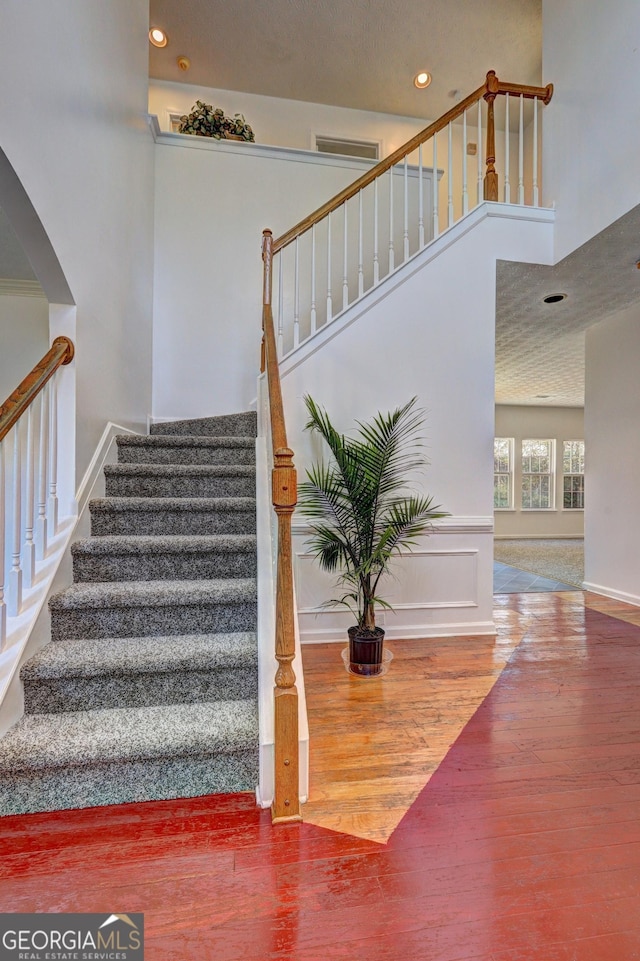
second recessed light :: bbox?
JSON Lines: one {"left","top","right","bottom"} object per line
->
{"left": 149, "top": 27, "right": 168, "bottom": 47}
{"left": 414, "top": 71, "right": 432, "bottom": 89}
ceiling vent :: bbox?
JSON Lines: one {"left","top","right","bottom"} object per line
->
{"left": 315, "top": 136, "right": 380, "bottom": 161}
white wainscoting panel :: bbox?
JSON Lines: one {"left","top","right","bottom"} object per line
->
{"left": 293, "top": 517, "right": 495, "bottom": 643}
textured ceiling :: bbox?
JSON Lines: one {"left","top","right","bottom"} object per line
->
{"left": 148, "top": 0, "right": 542, "bottom": 121}
{"left": 496, "top": 204, "right": 640, "bottom": 407}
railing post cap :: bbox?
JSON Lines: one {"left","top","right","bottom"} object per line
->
{"left": 52, "top": 335, "right": 75, "bottom": 365}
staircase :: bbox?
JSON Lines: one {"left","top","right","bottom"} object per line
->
{"left": 0, "top": 411, "right": 259, "bottom": 815}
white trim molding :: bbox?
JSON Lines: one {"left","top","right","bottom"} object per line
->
{"left": 0, "top": 278, "right": 46, "bottom": 298}
{"left": 583, "top": 582, "right": 640, "bottom": 608}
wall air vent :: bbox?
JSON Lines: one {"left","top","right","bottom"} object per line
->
{"left": 314, "top": 136, "right": 380, "bottom": 161}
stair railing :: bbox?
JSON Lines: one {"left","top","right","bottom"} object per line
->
{"left": 263, "top": 70, "right": 553, "bottom": 360}
{"left": 0, "top": 336, "right": 75, "bottom": 650}
{"left": 261, "top": 230, "right": 302, "bottom": 823}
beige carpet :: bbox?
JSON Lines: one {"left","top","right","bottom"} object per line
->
{"left": 494, "top": 538, "right": 584, "bottom": 587}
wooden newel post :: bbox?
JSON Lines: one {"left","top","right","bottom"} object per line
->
{"left": 483, "top": 70, "right": 499, "bottom": 202}
{"left": 271, "top": 447, "right": 301, "bottom": 823}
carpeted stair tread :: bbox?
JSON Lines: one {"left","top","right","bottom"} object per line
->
{"left": 50, "top": 578, "right": 257, "bottom": 611}
{"left": 71, "top": 534, "right": 257, "bottom": 582}
{"left": 104, "top": 463, "right": 255, "bottom": 497}
{"left": 117, "top": 434, "right": 255, "bottom": 449}
{"left": 22, "top": 632, "right": 258, "bottom": 680}
{"left": 0, "top": 700, "right": 259, "bottom": 773}
{"left": 72, "top": 534, "right": 256, "bottom": 556}
{"left": 150, "top": 411, "right": 257, "bottom": 437}
{"left": 89, "top": 497, "right": 256, "bottom": 536}
{"left": 90, "top": 496, "right": 255, "bottom": 513}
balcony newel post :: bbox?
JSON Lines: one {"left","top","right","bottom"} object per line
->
{"left": 261, "top": 229, "right": 273, "bottom": 373}
{"left": 271, "top": 446, "right": 301, "bottom": 823}
{"left": 483, "top": 70, "right": 500, "bottom": 201}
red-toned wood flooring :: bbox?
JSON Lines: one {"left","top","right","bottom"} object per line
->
{"left": 2, "top": 590, "right": 640, "bottom": 959}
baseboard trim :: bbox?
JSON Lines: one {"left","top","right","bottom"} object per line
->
{"left": 582, "top": 582, "right": 640, "bottom": 608}
{"left": 299, "top": 620, "right": 496, "bottom": 644}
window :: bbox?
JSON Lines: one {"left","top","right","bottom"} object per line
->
{"left": 494, "top": 438, "right": 513, "bottom": 509}
{"left": 521, "top": 439, "right": 555, "bottom": 509}
{"left": 563, "top": 440, "right": 585, "bottom": 509}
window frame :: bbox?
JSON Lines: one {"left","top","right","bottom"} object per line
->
{"left": 521, "top": 438, "right": 556, "bottom": 511}
{"left": 493, "top": 437, "right": 514, "bottom": 511}
{"left": 562, "top": 439, "right": 585, "bottom": 511}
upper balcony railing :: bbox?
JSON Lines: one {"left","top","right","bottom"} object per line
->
{"left": 262, "top": 70, "right": 553, "bottom": 360}
{"left": 0, "top": 336, "right": 75, "bottom": 650}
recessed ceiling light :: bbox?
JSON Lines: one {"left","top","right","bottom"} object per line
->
{"left": 414, "top": 71, "right": 432, "bottom": 89}
{"left": 149, "top": 27, "right": 168, "bottom": 48}
{"left": 543, "top": 293, "right": 567, "bottom": 304}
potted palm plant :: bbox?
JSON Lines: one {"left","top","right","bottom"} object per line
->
{"left": 298, "top": 395, "right": 447, "bottom": 676}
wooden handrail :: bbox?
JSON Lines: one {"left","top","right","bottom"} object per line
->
{"left": 262, "top": 230, "right": 301, "bottom": 824}
{"left": 272, "top": 71, "right": 553, "bottom": 253}
{"left": 0, "top": 336, "right": 74, "bottom": 444}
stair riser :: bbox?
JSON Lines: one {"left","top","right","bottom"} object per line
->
{"left": 23, "top": 669, "right": 258, "bottom": 714}
{"left": 73, "top": 551, "right": 257, "bottom": 582}
{"left": 51, "top": 602, "right": 257, "bottom": 641}
{"left": 150, "top": 412, "right": 257, "bottom": 437}
{"left": 90, "top": 509, "right": 255, "bottom": 537}
{"left": 105, "top": 475, "right": 256, "bottom": 498}
{"left": 117, "top": 446, "right": 255, "bottom": 466}
{"left": 0, "top": 752, "right": 259, "bottom": 815}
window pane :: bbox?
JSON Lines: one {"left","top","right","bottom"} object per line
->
{"left": 494, "top": 474, "right": 510, "bottom": 508}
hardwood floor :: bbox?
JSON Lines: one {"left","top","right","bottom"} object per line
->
{"left": 2, "top": 590, "right": 640, "bottom": 959}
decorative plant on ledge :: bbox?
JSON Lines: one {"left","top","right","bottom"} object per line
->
{"left": 298, "top": 395, "right": 447, "bottom": 676}
{"left": 177, "top": 100, "right": 255, "bottom": 142}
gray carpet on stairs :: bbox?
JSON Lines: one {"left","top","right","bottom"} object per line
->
{"left": 0, "top": 412, "right": 260, "bottom": 815}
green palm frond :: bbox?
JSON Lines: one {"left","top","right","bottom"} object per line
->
{"left": 299, "top": 395, "right": 449, "bottom": 630}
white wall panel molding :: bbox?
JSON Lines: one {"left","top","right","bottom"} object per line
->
{"left": 0, "top": 279, "right": 45, "bottom": 298}
{"left": 292, "top": 515, "right": 493, "bottom": 536}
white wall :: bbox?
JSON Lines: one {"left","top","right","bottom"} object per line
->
{"left": 542, "top": 0, "right": 640, "bottom": 260}
{"left": 278, "top": 207, "right": 554, "bottom": 641}
{"left": 0, "top": 1, "right": 155, "bottom": 483}
{"left": 584, "top": 303, "right": 640, "bottom": 606}
{"left": 0, "top": 295, "right": 49, "bottom": 402}
{"left": 152, "top": 138, "right": 402, "bottom": 419}
{"left": 494, "top": 404, "right": 584, "bottom": 538}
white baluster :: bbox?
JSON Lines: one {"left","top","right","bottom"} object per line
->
{"left": 8, "top": 424, "right": 22, "bottom": 617}
{"left": 504, "top": 93, "right": 511, "bottom": 203}
{"left": 310, "top": 224, "right": 317, "bottom": 334}
{"left": 0, "top": 439, "right": 6, "bottom": 648}
{"left": 447, "top": 121, "right": 454, "bottom": 227}
{"left": 462, "top": 111, "right": 468, "bottom": 215}
{"left": 373, "top": 180, "right": 379, "bottom": 284}
{"left": 357, "top": 189, "right": 364, "bottom": 298}
{"left": 432, "top": 134, "right": 439, "bottom": 239}
{"left": 22, "top": 404, "right": 36, "bottom": 588}
{"left": 418, "top": 144, "right": 425, "bottom": 247}
{"left": 403, "top": 157, "right": 409, "bottom": 261}
{"left": 293, "top": 236, "right": 300, "bottom": 348}
{"left": 326, "top": 212, "right": 332, "bottom": 320}
{"left": 518, "top": 95, "right": 525, "bottom": 205}
{"left": 477, "top": 98, "right": 483, "bottom": 206}
{"left": 532, "top": 97, "right": 539, "bottom": 207}
{"left": 35, "top": 388, "right": 48, "bottom": 560}
{"left": 48, "top": 376, "right": 59, "bottom": 535}
{"left": 342, "top": 203, "right": 348, "bottom": 311}
{"left": 277, "top": 254, "right": 284, "bottom": 356}
{"left": 388, "top": 166, "right": 395, "bottom": 272}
